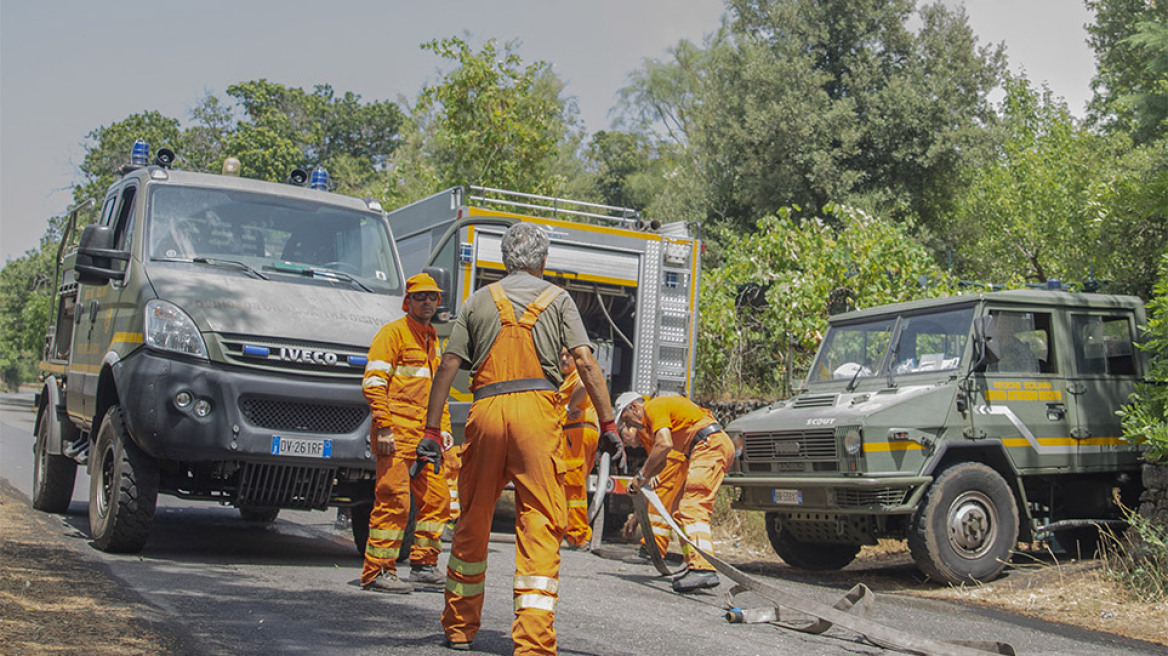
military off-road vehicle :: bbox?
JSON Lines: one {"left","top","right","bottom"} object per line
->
{"left": 725, "top": 290, "right": 1147, "bottom": 584}
{"left": 33, "top": 142, "right": 404, "bottom": 553}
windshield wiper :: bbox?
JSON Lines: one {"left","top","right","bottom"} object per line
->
{"left": 263, "top": 262, "right": 372, "bottom": 292}
{"left": 192, "top": 257, "right": 268, "bottom": 280}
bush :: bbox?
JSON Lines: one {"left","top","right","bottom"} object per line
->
{"left": 1120, "top": 254, "right": 1168, "bottom": 464}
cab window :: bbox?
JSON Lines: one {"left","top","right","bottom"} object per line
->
{"left": 1072, "top": 315, "right": 1136, "bottom": 376}
{"left": 988, "top": 311, "right": 1055, "bottom": 374}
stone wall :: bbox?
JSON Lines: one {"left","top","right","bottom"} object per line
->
{"left": 1139, "top": 463, "right": 1168, "bottom": 528}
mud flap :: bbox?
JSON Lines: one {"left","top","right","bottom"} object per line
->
{"left": 640, "top": 488, "right": 1015, "bottom": 656}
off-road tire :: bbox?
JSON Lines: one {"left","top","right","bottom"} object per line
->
{"left": 908, "top": 463, "right": 1018, "bottom": 585}
{"left": 89, "top": 406, "right": 159, "bottom": 553}
{"left": 238, "top": 507, "right": 280, "bottom": 523}
{"left": 765, "top": 512, "right": 861, "bottom": 570}
{"left": 31, "top": 408, "right": 77, "bottom": 514}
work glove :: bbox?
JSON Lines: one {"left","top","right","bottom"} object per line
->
{"left": 598, "top": 417, "right": 624, "bottom": 461}
{"left": 410, "top": 436, "right": 442, "bottom": 478}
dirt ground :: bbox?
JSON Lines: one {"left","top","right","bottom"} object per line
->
{"left": 2, "top": 481, "right": 1165, "bottom": 654}
{"left": 0, "top": 481, "right": 176, "bottom": 656}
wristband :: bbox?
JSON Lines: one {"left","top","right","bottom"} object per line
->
{"left": 423, "top": 426, "right": 442, "bottom": 443}
{"left": 600, "top": 419, "right": 617, "bottom": 435}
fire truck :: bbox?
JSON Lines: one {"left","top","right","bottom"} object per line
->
{"left": 386, "top": 186, "right": 704, "bottom": 528}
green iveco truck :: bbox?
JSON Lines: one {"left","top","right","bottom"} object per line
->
{"left": 725, "top": 290, "right": 1147, "bottom": 584}
{"left": 33, "top": 142, "right": 403, "bottom": 553}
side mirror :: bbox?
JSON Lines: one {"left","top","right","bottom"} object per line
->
{"left": 423, "top": 266, "right": 454, "bottom": 323}
{"left": 74, "top": 225, "right": 128, "bottom": 286}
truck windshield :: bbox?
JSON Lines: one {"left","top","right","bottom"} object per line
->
{"left": 808, "top": 306, "right": 974, "bottom": 384}
{"left": 147, "top": 186, "right": 401, "bottom": 294}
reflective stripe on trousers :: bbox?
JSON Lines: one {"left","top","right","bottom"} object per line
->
{"left": 675, "top": 432, "right": 734, "bottom": 572}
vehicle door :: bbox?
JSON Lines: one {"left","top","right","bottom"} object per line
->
{"left": 978, "top": 307, "right": 1071, "bottom": 471}
{"left": 1065, "top": 312, "right": 1143, "bottom": 470}
{"left": 70, "top": 181, "right": 140, "bottom": 427}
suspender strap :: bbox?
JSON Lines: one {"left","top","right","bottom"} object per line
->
{"left": 473, "top": 377, "right": 558, "bottom": 401}
{"left": 687, "top": 423, "right": 725, "bottom": 458}
{"left": 518, "top": 285, "right": 564, "bottom": 328}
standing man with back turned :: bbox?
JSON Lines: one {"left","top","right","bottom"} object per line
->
{"left": 360, "top": 272, "right": 453, "bottom": 593}
{"left": 423, "top": 222, "right": 622, "bottom": 654}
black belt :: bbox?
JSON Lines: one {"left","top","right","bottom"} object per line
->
{"left": 687, "top": 422, "right": 724, "bottom": 458}
{"left": 563, "top": 421, "right": 598, "bottom": 431}
{"left": 472, "top": 377, "right": 557, "bottom": 401}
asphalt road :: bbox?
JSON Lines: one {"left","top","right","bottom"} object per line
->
{"left": 1, "top": 392, "right": 1161, "bottom": 656}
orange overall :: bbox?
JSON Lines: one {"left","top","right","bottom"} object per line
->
{"left": 444, "top": 443, "right": 463, "bottom": 524}
{"left": 640, "top": 396, "right": 735, "bottom": 572}
{"left": 442, "top": 284, "right": 567, "bottom": 656}
{"left": 361, "top": 316, "right": 451, "bottom": 586}
{"left": 560, "top": 370, "right": 599, "bottom": 547}
{"left": 638, "top": 449, "right": 688, "bottom": 557}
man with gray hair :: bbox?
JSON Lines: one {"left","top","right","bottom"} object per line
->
{"left": 423, "top": 221, "right": 622, "bottom": 654}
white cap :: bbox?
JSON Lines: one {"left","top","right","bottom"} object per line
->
{"left": 613, "top": 391, "right": 644, "bottom": 426}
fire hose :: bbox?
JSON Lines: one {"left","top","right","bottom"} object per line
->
{"left": 586, "top": 452, "right": 611, "bottom": 551}
{"left": 631, "top": 488, "right": 1016, "bottom": 656}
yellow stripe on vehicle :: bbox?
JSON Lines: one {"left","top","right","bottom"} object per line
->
{"left": 108, "top": 332, "right": 143, "bottom": 350}
{"left": 468, "top": 207, "right": 656, "bottom": 241}
{"left": 474, "top": 260, "right": 637, "bottom": 288}
{"left": 864, "top": 441, "right": 926, "bottom": 453}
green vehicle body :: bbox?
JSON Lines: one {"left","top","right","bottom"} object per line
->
{"left": 725, "top": 290, "right": 1147, "bottom": 584}
{"left": 34, "top": 157, "right": 404, "bottom": 553}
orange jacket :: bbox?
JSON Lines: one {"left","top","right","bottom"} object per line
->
{"left": 362, "top": 315, "right": 451, "bottom": 453}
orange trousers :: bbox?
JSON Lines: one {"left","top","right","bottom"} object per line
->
{"left": 361, "top": 452, "right": 450, "bottom": 586}
{"left": 442, "top": 390, "right": 566, "bottom": 656}
{"left": 642, "top": 451, "right": 688, "bottom": 557}
{"left": 445, "top": 444, "right": 463, "bottom": 523}
{"left": 677, "top": 432, "right": 735, "bottom": 572}
{"left": 562, "top": 422, "right": 598, "bottom": 547}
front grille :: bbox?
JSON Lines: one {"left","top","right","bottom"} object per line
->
{"left": 836, "top": 487, "right": 909, "bottom": 508}
{"left": 742, "top": 429, "right": 837, "bottom": 460}
{"left": 237, "top": 462, "right": 335, "bottom": 509}
{"left": 215, "top": 333, "right": 367, "bottom": 380}
{"left": 793, "top": 394, "right": 838, "bottom": 408}
{"left": 240, "top": 396, "right": 368, "bottom": 434}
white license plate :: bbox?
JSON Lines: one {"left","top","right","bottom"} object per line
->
{"left": 270, "top": 436, "right": 332, "bottom": 458}
{"left": 772, "top": 488, "right": 803, "bottom": 505}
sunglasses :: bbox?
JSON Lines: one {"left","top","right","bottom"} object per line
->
{"left": 410, "top": 292, "right": 440, "bottom": 301}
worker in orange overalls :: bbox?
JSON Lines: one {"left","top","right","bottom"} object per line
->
{"left": 617, "top": 393, "right": 735, "bottom": 593}
{"left": 444, "top": 441, "right": 463, "bottom": 528}
{"left": 558, "top": 347, "right": 599, "bottom": 549}
{"left": 423, "top": 222, "right": 622, "bottom": 654}
{"left": 360, "top": 272, "right": 453, "bottom": 593}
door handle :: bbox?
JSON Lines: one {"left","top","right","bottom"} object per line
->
{"left": 1045, "top": 403, "right": 1066, "bottom": 421}
{"left": 89, "top": 300, "right": 99, "bottom": 322}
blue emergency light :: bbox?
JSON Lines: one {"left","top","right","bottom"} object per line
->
{"left": 310, "top": 165, "right": 329, "bottom": 191}
{"left": 130, "top": 139, "right": 150, "bottom": 166}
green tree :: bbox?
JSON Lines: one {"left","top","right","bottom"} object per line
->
{"left": 0, "top": 244, "right": 56, "bottom": 390}
{"left": 1094, "top": 138, "right": 1168, "bottom": 298}
{"left": 942, "top": 75, "right": 1124, "bottom": 286}
{"left": 1086, "top": 0, "right": 1168, "bottom": 141}
{"left": 403, "top": 36, "right": 580, "bottom": 196}
{"left": 696, "top": 204, "right": 949, "bottom": 398}
{"left": 617, "top": 0, "right": 1004, "bottom": 233}
{"left": 74, "top": 111, "right": 184, "bottom": 210}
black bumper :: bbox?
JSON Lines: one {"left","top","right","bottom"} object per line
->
{"left": 112, "top": 349, "right": 373, "bottom": 470}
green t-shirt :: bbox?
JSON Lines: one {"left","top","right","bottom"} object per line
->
{"left": 444, "top": 271, "right": 592, "bottom": 385}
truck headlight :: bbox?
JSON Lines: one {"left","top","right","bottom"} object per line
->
{"left": 844, "top": 428, "right": 863, "bottom": 455}
{"left": 144, "top": 300, "right": 209, "bottom": 359}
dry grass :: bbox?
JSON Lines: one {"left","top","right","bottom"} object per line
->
{"left": 0, "top": 486, "right": 173, "bottom": 655}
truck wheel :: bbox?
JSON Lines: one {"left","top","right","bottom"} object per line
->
{"left": 89, "top": 406, "right": 159, "bottom": 553}
{"left": 32, "top": 409, "right": 77, "bottom": 514}
{"left": 764, "top": 513, "right": 860, "bottom": 570}
{"left": 238, "top": 507, "right": 280, "bottom": 523}
{"left": 908, "top": 463, "right": 1018, "bottom": 585}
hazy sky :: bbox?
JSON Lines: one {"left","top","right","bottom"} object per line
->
{"left": 0, "top": 0, "right": 1096, "bottom": 262}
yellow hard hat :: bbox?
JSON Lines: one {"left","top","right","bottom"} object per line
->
{"left": 403, "top": 272, "right": 442, "bottom": 311}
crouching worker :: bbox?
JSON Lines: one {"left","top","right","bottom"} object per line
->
{"left": 360, "top": 272, "right": 453, "bottom": 593}
{"left": 617, "top": 393, "right": 734, "bottom": 593}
